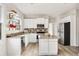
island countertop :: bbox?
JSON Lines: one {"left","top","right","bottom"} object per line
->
{"left": 38, "top": 34, "right": 58, "bottom": 39}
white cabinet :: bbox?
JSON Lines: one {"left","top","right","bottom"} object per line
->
{"left": 23, "top": 19, "right": 29, "bottom": 28}
{"left": 39, "top": 39, "right": 48, "bottom": 55}
{"left": 48, "top": 39, "right": 58, "bottom": 55}
{"left": 28, "top": 33, "right": 37, "bottom": 43}
{"left": 45, "top": 19, "right": 48, "bottom": 28}
{"left": 37, "top": 18, "right": 48, "bottom": 28}
{"left": 28, "top": 19, "right": 33, "bottom": 28}
{"left": 23, "top": 18, "right": 48, "bottom": 28}
{"left": 24, "top": 19, "right": 37, "bottom": 28}
{"left": 7, "top": 36, "right": 21, "bottom": 56}
{"left": 37, "top": 18, "right": 45, "bottom": 24}
{"left": 32, "top": 19, "right": 37, "bottom": 28}
{"left": 25, "top": 34, "right": 29, "bottom": 47}
{"left": 39, "top": 38, "right": 58, "bottom": 55}
{"left": 48, "top": 23, "right": 53, "bottom": 35}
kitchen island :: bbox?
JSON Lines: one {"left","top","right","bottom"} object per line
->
{"left": 39, "top": 34, "right": 58, "bottom": 55}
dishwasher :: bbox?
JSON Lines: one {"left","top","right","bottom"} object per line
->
{"left": 21, "top": 36, "right": 25, "bottom": 52}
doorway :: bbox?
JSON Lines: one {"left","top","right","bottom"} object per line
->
{"left": 64, "top": 22, "right": 70, "bottom": 46}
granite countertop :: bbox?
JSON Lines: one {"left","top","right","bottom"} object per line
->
{"left": 6, "top": 31, "right": 25, "bottom": 38}
{"left": 39, "top": 34, "right": 58, "bottom": 39}
{"left": 6, "top": 28, "right": 48, "bottom": 38}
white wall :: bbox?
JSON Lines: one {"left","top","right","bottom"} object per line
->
{"left": 76, "top": 9, "right": 79, "bottom": 46}
{"left": 0, "top": 4, "right": 7, "bottom": 55}
{"left": 0, "top": 4, "right": 24, "bottom": 56}
{"left": 3, "top": 4, "right": 24, "bottom": 34}
{"left": 4, "top": 4, "right": 24, "bottom": 55}
{"left": 55, "top": 9, "right": 78, "bottom": 46}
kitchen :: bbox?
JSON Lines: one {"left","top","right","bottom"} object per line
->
{"left": 6, "top": 16, "right": 58, "bottom": 56}
{"left": 0, "top": 3, "right": 79, "bottom": 56}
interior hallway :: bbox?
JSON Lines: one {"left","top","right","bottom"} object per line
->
{"left": 21, "top": 43, "right": 79, "bottom": 56}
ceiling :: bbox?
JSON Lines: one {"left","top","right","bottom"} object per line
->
{"left": 14, "top": 3, "right": 76, "bottom": 17}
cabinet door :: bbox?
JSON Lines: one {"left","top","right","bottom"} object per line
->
{"left": 7, "top": 37, "right": 21, "bottom": 56}
{"left": 37, "top": 18, "right": 45, "bottom": 24}
{"left": 28, "top": 34, "right": 31, "bottom": 42}
{"left": 27, "top": 19, "right": 37, "bottom": 28}
{"left": 23, "top": 19, "right": 29, "bottom": 28}
{"left": 44, "top": 19, "right": 48, "bottom": 28}
{"left": 28, "top": 19, "right": 33, "bottom": 28}
{"left": 32, "top": 19, "right": 37, "bottom": 28}
{"left": 25, "top": 34, "right": 29, "bottom": 47}
{"left": 48, "top": 39, "right": 58, "bottom": 55}
{"left": 39, "top": 39, "right": 48, "bottom": 55}
{"left": 28, "top": 33, "right": 37, "bottom": 43}
{"left": 31, "top": 33, "right": 37, "bottom": 42}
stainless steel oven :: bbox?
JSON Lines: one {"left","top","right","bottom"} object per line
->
{"left": 37, "top": 24, "right": 45, "bottom": 33}
{"left": 37, "top": 24, "right": 44, "bottom": 28}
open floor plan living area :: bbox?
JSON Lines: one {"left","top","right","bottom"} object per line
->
{"left": 0, "top": 3, "right": 79, "bottom": 56}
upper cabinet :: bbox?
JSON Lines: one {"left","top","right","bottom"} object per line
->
{"left": 24, "top": 19, "right": 37, "bottom": 28}
{"left": 23, "top": 18, "right": 48, "bottom": 28}
{"left": 36, "top": 18, "right": 48, "bottom": 28}
{"left": 36, "top": 18, "right": 45, "bottom": 24}
{"left": 44, "top": 19, "right": 48, "bottom": 28}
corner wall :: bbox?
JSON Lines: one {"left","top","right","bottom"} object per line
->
{"left": 0, "top": 3, "right": 24, "bottom": 56}
{"left": 0, "top": 4, "right": 7, "bottom": 56}
{"left": 55, "top": 9, "right": 77, "bottom": 46}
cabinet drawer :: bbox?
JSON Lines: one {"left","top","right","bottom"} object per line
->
{"left": 39, "top": 43, "right": 48, "bottom": 51}
{"left": 39, "top": 51, "right": 48, "bottom": 55}
{"left": 39, "top": 47, "right": 48, "bottom": 51}
{"left": 49, "top": 51, "right": 58, "bottom": 55}
{"left": 49, "top": 39, "right": 58, "bottom": 42}
{"left": 39, "top": 39, "right": 48, "bottom": 42}
{"left": 49, "top": 41, "right": 58, "bottom": 45}
{"left": 49, "top": 46, "right": 58, "bottom": 52}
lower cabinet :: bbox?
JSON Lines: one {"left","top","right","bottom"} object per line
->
{"left": 24, "top": 33, "right": 37, "bottom": 48}
{"left": 25, "top": 34, "right": 29, "bottom": 47}
{"left": 48, "top": 39, "right": 58, "bottom": 55}
{"left": 29, "top": 33, "right": 37, "bottom": 43}
{"left": 7, "top": 36, "right": 21, "bottom": 56}
{"left": 39, "top": 39, "right": 48, "bottom": 55}
{"left": 39, "top": 39, "right": 58, "bottom": 55}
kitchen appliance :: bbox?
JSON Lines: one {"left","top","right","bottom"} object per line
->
{"left": 37, "top": 24, "right": 44, "bottom": 28}
{"left": 37, "top": 24, "right": 45, "bottom": 33}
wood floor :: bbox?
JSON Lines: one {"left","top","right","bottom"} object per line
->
{"left": 21, "top": 43, "right": 79, "bottom": 56}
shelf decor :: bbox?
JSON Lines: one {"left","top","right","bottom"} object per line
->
{"left": 8, "top": 10, "right": 21, "bottom": 30}
{"left": 9, "top": 10, "right": 17, "bottom": 19}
